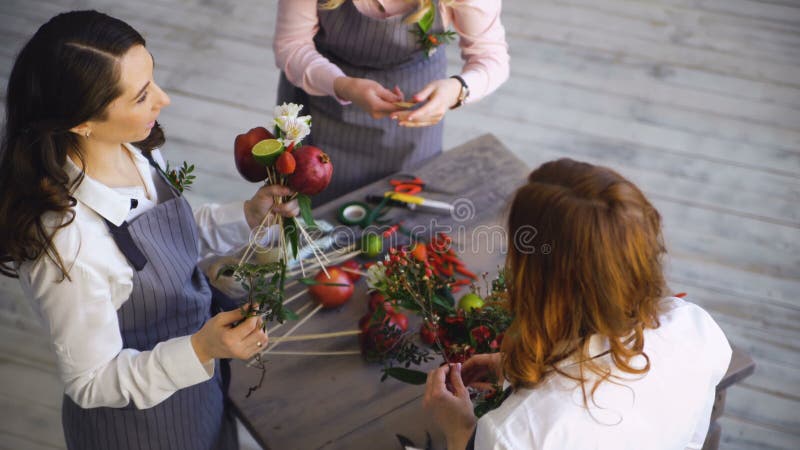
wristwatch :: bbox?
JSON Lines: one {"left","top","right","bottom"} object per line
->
{"left": 450, "top": 75, "right": 470, "bottom": 109}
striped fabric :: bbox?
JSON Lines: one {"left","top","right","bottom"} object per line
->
{"left": 277, "top": 0, "right": 447, "bottom": 206}
{"left": 62, "top": 169, "right": 237, "bottom": 450}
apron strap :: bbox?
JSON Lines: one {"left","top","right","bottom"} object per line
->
{"left": 103, "top": 218, "right": 148, "bottom": 271}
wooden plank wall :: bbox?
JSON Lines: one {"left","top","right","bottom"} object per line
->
{"left": 0, "top": 1, "right": 798, "bottom": 449}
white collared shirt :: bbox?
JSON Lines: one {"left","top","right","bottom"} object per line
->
{"left": 475, "top": 297, "right": 732, "bottom": 450}
{"left": 18, "top": 144, "right": 253, "bottom": 410}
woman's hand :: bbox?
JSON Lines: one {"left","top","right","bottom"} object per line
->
{"left": 461, "top": 352, "right": 504, "bottom": 392}
{"left": 391, "top": 78, "right": 462, "bottom": 127}
{"left": 191, "top": 308, "right": 268, "bottom": 363}
{"left": 334, "top": 76, "right": 404, "bottom": 119}
{"left": 244, "top": 184, "right": 299, "bottom": 229}
{"left": 423, "top": 363, "right": 477, "bottom": 450}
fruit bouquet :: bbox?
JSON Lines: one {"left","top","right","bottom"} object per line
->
{"left": 360, "top": 233, "right": 513, "bottom": 417}
{"left": 222, "top": 103, "right": 337, "bottom": 325}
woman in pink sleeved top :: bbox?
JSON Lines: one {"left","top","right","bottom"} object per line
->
{"left": 274, "top": 0, "right": 510, "bottom": 204}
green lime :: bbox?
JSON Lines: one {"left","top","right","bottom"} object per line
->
{"left": 458, "top": 293, "right": 485, "bottom": 312}
{"left": 361, "top": 233, "right": 383, "bottom": 259}
{"left": 251, "top": 139, "right": 284, "bottom": 166}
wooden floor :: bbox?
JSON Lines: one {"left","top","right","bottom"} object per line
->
{"left": 1, "top": 0, "right": 798, "bottom": 449}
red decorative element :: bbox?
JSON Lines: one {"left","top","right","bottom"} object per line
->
{"left": 287, "top": 146, "right": 333, "bottom": 195}
{"left": 308, "top": 267, "right": 354, "bottom": 308}
{"left": 275, "top": 151, "right": 296, "bottom": 175}
{"left": 234, "top": 126, "right": 273, "bottom": 182}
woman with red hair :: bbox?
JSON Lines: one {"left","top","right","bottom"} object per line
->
{"left": 423, "top": 159, "right": 732, "bottom": 449}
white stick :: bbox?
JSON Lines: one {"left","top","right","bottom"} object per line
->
{"left": 283, "top": 289, "right": 307, "bottom": 306}
{"left": 286, "top": 250, "right": 362, "bottom": 278}
{"left": 269, "top": 329, "right": 361, "bottom": 344}
{"left": 261, "top": 303, "right": 323, "bottom": 356}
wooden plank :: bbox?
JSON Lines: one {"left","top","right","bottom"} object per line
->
{"left": 0, "top": 433, "right": 63, "bottom": 450}
{"left": 0, "top": 393, "right": 64, "bottom": 449}
{"left": 500, "top": 76, "right": 800, "bottom": 158}
{"left": 456, "top": 94, "right": 800, "bottom": 177}
{"left": 503, "top": 44, "right": 800, "bottom": 131}
{"left": 503, "top": 0, "right": 800, "bottom": 66}
{"left": 470, "top": 111, "right": 800, "bottom": 224}
{"left": 502, "top": 14, "right": 800, "bottom": 88}
{"left": 718, "top": 415, "right": 800, "bottom": 450}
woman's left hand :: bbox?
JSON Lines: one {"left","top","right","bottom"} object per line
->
{"left": 391, "top": 78, "right": 462, "bottom": 127}
{"left": 244, "top": 184, "right": 299, "bottom": 229}
{"left": 423, "top": 362, "right": 477, "bottom": 450}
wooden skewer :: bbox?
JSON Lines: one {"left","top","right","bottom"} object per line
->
{"left": 269, "top": 329, "right": 361, "bottom": 344}
{"left": 339, "top": 267, "right": 368, "bottom": 277}
{"left": 264, "top": 350, "right": 361, "bottom": 356}
{"left": 261, "top": 303, "right": 324, "bottom": 356}
{"left": 286, "top": 249, "right": 361, "bottom": 278}
{"left": 283, "top": 289, "right": 307, "bottom": 306}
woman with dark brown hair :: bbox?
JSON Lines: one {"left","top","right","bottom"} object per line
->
{"left": 423, "top": 159, "right": 732, "bottom": 449}
{"left": 0, "top": 10, "right": 298, "bottom": 449}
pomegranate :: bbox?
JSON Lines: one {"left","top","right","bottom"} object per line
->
{"left": 287, "top": 146, "right": 333, "bottom": 195}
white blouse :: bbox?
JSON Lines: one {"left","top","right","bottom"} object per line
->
{"left": 18, "top": 144, "right": 253, "bottom": 410}
{"left": 475, "top": 297, "right": 732, "bottom": 450}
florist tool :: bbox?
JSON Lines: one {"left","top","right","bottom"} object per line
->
{"left": 389, "top": 173, "right": 454, "bottom": 195}
{"left": 383, "top": 191, "right": 454, "bottom": 215}
{"left": 336, "top": 197, "right": 393, "bottom": 227}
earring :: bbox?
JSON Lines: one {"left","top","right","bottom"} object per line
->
{"left": 84, "top": 130, "right": 91, "bottom": 138}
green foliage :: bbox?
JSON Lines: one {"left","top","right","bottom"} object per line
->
{"left": 296, "top": 194, "right": 316, "bottom": 228}
{"left": 283, "top": 216, "right": 300, "bottom": 259}
{"left": 165, "top": 161, "right": 196, "bottom": 193}
{"left": 217, "top": 261, "right": 292, "bottom": 324}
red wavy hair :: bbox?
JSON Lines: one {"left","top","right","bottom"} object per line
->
{"left": 501, "top": 158, "right": 666, "bottom": 402}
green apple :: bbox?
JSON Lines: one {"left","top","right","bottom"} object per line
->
{"left": 458, "top": 293, "right": 485, "bottom": 312}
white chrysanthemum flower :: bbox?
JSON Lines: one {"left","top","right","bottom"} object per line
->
{"left": 366, "top": 263, "right": 388, "bottom": 291}
{"left": 273, "top": 102, "right": 303, "bottom": 120}
{"left": 275, "top": 115, "right": 311, "bottom": 147}
{"left": 426, "top": 47, "right": 437, "bottom": 57}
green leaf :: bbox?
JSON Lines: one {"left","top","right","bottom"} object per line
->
{"left": 418, "top": 4, "right": 435, "bottom": 33}
{"left": 298, "top": 277, "right": 350, "bottom": 287}
{"left": 284, "top": 217, "right": 300, "bottom": 258}
{"left": 296, "top": 194, "right": 316, "bottom": 227}
{"left": 281, "top": 308, "right": 299, "bottom": 321}
{"left": 382, "top": 367, "right": 428, "bottom": 385}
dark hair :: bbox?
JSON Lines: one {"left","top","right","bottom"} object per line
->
{"left": 0, "top": 10, "right": 165, "bottom": 278}
{"left": 502, "top": 158, "right": 666, "bottom": 403}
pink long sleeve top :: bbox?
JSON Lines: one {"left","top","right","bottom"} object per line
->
{"left": 274, "top": 0, "right": 510, "bottom": 105}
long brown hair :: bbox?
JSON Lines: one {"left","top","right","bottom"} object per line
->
{"left": 501, "top": 158, "right": 666, "bottom": 403}
{"left": 0, "top": 11, "right": 164, "bottom": 279}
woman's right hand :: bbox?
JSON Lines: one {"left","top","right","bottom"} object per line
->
{"left": 333, "top": 76, "right": 403, "bottom": 119}
{"left": 461, "top": 352, "right": 504, "bottom": 392}
{"left": 190, "top": 308, "right": 268, "bottom": 363}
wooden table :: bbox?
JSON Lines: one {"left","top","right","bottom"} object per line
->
{"left": 228, "top": 135, "right": 755, "bottom": 450}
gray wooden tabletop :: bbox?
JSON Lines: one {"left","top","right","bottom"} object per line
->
{"left": 229, "top": 135, "right": 529, "bottom": 450}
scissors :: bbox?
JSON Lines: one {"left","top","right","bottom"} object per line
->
{"left": 389, "top": 173, "right": 452, "bottom": 195}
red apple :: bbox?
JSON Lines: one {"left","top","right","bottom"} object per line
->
{"left": 287, "top": 146, "right": 333, "bottom": 195}
{"left": 340, "top": 260, "right": 362, "bottom": 282}
{"left": 234, "top": 126, "right": 273, "bottom": 182}
{"left": 308, "top": 267, "right": 354, "bottom": 308}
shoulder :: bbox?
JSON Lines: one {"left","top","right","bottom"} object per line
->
{"left": 652, "top": 297, "right": 730, "bottom": 352}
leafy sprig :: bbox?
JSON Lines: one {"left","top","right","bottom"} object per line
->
{"left": 165, "top": 161, "right": 196, "bottom": 193}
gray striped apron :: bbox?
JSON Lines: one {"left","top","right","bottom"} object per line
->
{"left": 277, "top": 0, "right": 447, "bottom": 205}
{"left": 61, "top": 157, "right": 238, "bottom": 450}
